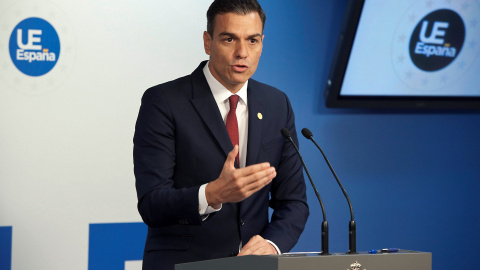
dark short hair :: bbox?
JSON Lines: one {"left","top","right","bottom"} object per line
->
{"left": 207, "top": 0, "right": 266, "bottom": 37}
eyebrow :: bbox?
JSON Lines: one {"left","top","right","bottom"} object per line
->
{"left": 218, "top": 32, "right": 263, "bottom": 39}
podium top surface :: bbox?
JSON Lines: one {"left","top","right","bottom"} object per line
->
{"left": 175, "top": 250, "right": 431, "bottom": 270}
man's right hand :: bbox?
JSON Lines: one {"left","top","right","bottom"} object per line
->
{"left": 205, "top": 145, "right": 276, "bottom": 208}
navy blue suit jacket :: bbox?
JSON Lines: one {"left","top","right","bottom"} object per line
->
{"left": 134, "top": 61, "right": 309, "bottom": 270}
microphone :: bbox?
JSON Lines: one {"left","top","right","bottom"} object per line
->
{"left": 301, "top": 128, "right": 357, "bottom": 254}
{"left": 281, "top": 128, "right": 329, "bottom": 255}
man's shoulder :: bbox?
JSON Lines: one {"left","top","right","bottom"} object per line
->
{"left": 249, "top": 78, "right": 278, "bottom": 90}
{"left": 142, "top": 62, "right": 207, "bottom": 101}
{"left": 144, "top": 74, "right": 192, "bottom": 97}
{"left": 248, "top": 78, "right": 288, "bottom": 99}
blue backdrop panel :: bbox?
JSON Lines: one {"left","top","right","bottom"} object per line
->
{"left": 255, "top": 1, "right": 480, "bottom": 270}
{"left": 88, "top": 223, "right": 147, "bottom": 270}
{"left": 0, "top": 226, "right": 12, "bottom": 270}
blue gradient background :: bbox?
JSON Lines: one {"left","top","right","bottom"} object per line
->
{"left": 253, "top": 1, "right": 480, "bottom": 270}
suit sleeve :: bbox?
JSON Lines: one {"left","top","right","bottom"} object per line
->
{"left": 133, "top": 88, "right": 202, "bottom": 227}
{"left": 261, "top": 93, "right": 309, "bottom": 253}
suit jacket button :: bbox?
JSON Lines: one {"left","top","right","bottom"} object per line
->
{"left": 240, "top": 219, "right": 245, "bottom": 226}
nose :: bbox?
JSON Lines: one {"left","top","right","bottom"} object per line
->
{"left": 235, "top": 40, "right": 248, "bottom": 59}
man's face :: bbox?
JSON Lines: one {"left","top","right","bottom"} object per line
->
{"left": 203, "top": 12, "right": 264, "bottom": 93}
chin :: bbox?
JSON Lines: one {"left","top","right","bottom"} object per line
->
{"left": 231, "top": 74, "right": 250, "bottom": 83}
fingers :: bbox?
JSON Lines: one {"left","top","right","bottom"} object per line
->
{"left": 241, "top": 166, "right": 276, "bottom": 192}
{"left": 241, "top": 162, "right": 270, "bottom": 174}
{"left": 238, "top": 235, "right": 277, "bottom": 256}
{"left": 212, "top": 146, "right": 276, "bottom": 205}
{"left": 226, "top": 145, "right": 239, "bottom": 168}
{"left": 228, "top": 147, "right": 276, "bottom": 190}
{"left": 224, "top": 165, "right": 275, "bottom": 201}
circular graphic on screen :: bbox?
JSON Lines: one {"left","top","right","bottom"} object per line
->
{"left": 392, "top": 0, "right": 480, "bottom": 94}
{"left": 409, "top": 9, "right": 465, "bottom": 72}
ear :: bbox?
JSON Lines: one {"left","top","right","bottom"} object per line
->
{"left": 203, "top": 31, "right": 212, "bottom": 55}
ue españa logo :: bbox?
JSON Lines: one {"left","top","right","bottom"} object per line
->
{"left": 9, "top": 17, "right": 61, "bottom": 77}
{"left": 409, "top": 9, "right": 465, "bottom": 72}
{"left": 391, "top": 0, "right": 480, "bottom": 93}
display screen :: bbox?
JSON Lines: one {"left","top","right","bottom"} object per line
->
{"left": 325, "top": 0, "right": 480, "bottom": 109}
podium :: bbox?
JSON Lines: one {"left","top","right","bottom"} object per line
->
{"left": 175, "top": 250, "right": 431, "bottom": 270}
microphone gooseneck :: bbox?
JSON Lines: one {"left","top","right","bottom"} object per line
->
{"left": 281, "top": 128, "right": 329, "bottom": 255}
{"left": 301, "top": 128, "right": 357, "bottom": 254}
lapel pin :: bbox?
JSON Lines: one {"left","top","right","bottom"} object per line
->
{"left": 257, "top": 112, "right": 263, "bottom": 120}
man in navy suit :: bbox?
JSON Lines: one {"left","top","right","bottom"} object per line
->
{"left": 134, "top": 0, "right": 309, "bottom": 269}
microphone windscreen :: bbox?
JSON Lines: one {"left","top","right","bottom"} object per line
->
{"left": 281, "top": 128, "right": 291, "bottom": 138}
{"left": 301, "top": 128, "right": 313, "bottom": 139}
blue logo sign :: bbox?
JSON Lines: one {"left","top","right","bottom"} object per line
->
{"left": 9, "top": 17, "right": 61, "bottom": 77}
{"left": 0, "top": 226, "right": 12, "bottom": 270}
{"left": 88, "top": 223, "right": 147, "bottom": 270}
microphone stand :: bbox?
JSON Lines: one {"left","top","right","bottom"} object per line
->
{"left": 302, "top": 128, "right": 357, "bottom": 254}
{"left": 281, "top": 128, "right": 329, "bottom": 255}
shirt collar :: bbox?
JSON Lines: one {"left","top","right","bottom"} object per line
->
{"left": 203, "top": 61, "right": 248, "bottom": 105}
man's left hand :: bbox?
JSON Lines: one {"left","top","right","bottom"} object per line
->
{"left": 238, "top": 235, "right": 278, "bottom": 256}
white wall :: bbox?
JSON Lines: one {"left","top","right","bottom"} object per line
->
{"left": 0, "top": 0, "right": 212, "bottom": 269}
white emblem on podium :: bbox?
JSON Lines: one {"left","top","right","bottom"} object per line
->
{"left": 348, "top": 261, "right": 365, "bottom": 270}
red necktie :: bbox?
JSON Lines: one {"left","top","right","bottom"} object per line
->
{"left": 226, "top": 95, "right": 239, "bottom": 166}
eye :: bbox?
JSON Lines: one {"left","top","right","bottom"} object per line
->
{"left": 225, "top": 38, "right": 233, "bottom": 43}
{"left": 250, "top": 38, "right": 258, "bottom": 44}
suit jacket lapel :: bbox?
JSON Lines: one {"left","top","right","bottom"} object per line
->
{"left": 246, "top": 83, "right": 264, "bottom": 166}
{"left": 190, "top": 62, "right": 233, "bottom": 158}
{"left": 238, "top": 82, "right": 265, "bottom": 227}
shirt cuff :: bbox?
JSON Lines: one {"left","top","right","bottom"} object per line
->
{"left": 266, "top": 240, "right": 281, "bottom": 254}
{"left": 198, "top": 183, "right": 222, "bottom": 215}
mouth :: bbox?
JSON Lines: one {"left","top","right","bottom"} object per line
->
{"left": 231, "top": 64, "right": 249, "bottom": 73}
